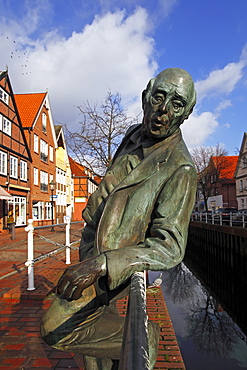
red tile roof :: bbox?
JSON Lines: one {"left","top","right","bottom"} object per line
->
{"left": 14, "top": 93, "right": 46, "bottom": 128}
{"left": 69, "top": 156, "right": 87, "bottom": 176}
{"left": 69, "top": 157, "right": 102, "bottom": 184}
{"left": 211, "top": 156, "right": 238, "bottom": 179}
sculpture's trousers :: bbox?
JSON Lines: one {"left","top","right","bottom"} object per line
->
{"left": 40, "top": 285, "right": 159, "bottom": 369}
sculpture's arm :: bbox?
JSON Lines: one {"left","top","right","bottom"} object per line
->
{"left": 104, "top": 164, "right": 197, "bottom": 290}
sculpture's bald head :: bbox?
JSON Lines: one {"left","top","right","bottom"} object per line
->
{"left": 142, "top": 68, "right": 196, "bottom": 140}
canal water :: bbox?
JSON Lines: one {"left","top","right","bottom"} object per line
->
{"left": 149, "top": 264, "right": 247, "bottom": 370}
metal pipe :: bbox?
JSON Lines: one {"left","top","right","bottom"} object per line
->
{"left": 119, "top": 271, "right": 150, "bottom": 370}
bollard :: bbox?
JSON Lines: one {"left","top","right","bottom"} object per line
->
{"left": 10, "top": 222, "right": 15, "bottom": 240}
{"left": 25, "top": 219, "right": 35, "bottom": 291}
{"left": 64, "top": 216, "right": 71, "bottom": 264}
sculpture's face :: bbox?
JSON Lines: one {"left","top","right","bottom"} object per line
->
{"left": 142, "top": 70, "right": 194, "bottom": 140}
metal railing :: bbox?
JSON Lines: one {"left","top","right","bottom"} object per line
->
{"left": 191, "top": 212, "right": 246, "bottom": 228}
{"left": 119, "top": 271, "right": 150, "bottom": 370}
{"left": 25, "top": 218, "right": 83, "bottom": 291}
{"left": 25, "top": 220, "right": 151, "bottom": 368}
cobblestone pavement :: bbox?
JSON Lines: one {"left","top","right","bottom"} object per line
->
{"left": 0, "top": 226, "right": 185, "bottom": 369}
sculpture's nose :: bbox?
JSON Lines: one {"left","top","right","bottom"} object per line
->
{"left": 158, "top": 99, "right": 168, "bottom": 113}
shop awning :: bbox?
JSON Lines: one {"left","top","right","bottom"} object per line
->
{"left": 0, "top": 186, "right": 13, "bottom": 200}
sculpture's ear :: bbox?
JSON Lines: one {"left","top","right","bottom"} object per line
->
{"left": 142, "top": 78, "right": 155, "bottom": 110}
{"left": 183, "top": 90, "right": 197, "bottom": 120}
{"left": 184, "top": 106, "right": 194, "bottom": 120}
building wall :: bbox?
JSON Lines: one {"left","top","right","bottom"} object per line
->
{"left": 55, "top": 144, "right": 73, "bottom": 223}
{"left": 24, "top": 100, "right": 56, "bottom": 226}
{"left": 73, "top": 176, "right": 88, "bottom": 221}
{"left": 235, "top": 134, "right": 247, "bottom": 210}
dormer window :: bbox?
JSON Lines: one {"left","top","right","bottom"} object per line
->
{"left": 42, "top": 112, "right": 47, "bottom": 133}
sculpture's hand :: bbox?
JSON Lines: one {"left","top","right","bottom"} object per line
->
{"left": 56, "top": 254, "right": 107, "bottom": 300}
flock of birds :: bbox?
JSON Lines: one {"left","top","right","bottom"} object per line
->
{"left": 6, "top": 36, "right": 31, "bottom": 75}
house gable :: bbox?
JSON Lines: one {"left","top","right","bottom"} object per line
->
{"left": 235, "top": 133, "right": 247, "bottom": 179}
{"left": 0, "top": 71, "right": 31, "bottom": 162}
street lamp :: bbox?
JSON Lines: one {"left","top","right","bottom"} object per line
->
{"left": 49, "top": 180, "right": 56, "bottom": 231}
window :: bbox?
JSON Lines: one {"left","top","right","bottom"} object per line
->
{"left": 40, "top": 139, "right": 48, "bottom": 162}
{"left": 240, "top": 180, "right": 244, "bottom": 192}
{"left": 0, "top": 88, "right": 9, "bottom": 104}
{"left": 8, "top": 197, "right": 26, "bottom": 225}
{"left": 242, "top": 156, "right": 247, "bottom": 168}
{"left": 32, "top": 201, "right": 44, "bottom": 220}
{"left": 42, "top": 112, "right": 47, "bottom": 133}
{"left": 49, "top": 146, "right": 53, "bottom": 162}
{"left": 20, "top": 160, "right": 27, "bottom": 181}
{"left": 40, "top": 170, "right": 48, "bottom": 191}
{"left": 45, "top": 202, "right": 52, "bottom": 219}
{"left": 2, "top": 117, "right": 11, "bottom": 135}
{"left": 34, "top": 168, "right": 38, "bottom": 185}
{"left": 0, "top": 151, "right": 7, "bottom": 175}
{"left": 34, "top": 134, "right": 39, "bottom": 153}
{"left": 88, "top": 178, "right": 97, "bottom": 194}
{"left": 10, "top": 156, "right": 18, "bottom": 178}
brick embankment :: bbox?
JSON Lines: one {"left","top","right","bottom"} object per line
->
{"left": 0, "top": 227, "right": 185, "bottom": 369}
{"left": 117, "top": 289, "right": 186, "bottom": 370}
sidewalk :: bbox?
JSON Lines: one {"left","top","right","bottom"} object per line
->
{"left": 0, "top": 227, "right": 185, "bottom": 369}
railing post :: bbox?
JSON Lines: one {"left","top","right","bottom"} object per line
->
{"left": 65, "top": 216, "right": 71, "bottom": 264}
{"left": 25, "top": 219, "right": 35, "bottom": 291}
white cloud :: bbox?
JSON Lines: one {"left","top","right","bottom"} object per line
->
{"left": 0, "top": 7, "right": 158, "bottom": 127}
{"left": 186, "top": 44, "right": 247, "bottom": 147}
{"left": 214, "top": 99, "right": 232, "bottom": 117}
{"left": 195, "top": 61, "right": 245, "bottom": 102}
{"left": 195, "top": 45, "right": 247, "bottom": 104}
{"left": 182, "top": 111, "right": 219, "bottom": 148}
{"left": 158, "top": 0, "right": 178, "bottom": 17}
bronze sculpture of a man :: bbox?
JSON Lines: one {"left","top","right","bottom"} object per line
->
{"left": 41, "top": 68, "right": 197, "bottom": 369}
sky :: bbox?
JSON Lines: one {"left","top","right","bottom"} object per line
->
{"left": 1, "top": 0, "right": 247, "bottom": 154}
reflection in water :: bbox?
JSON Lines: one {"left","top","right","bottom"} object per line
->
{"left": 159, "top": 264, "right": 247, "bottom": 369}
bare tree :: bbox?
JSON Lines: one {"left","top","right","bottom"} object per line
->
{"left": 64, "top": 91, "right": 139, "bottom": 175}
{"left": 191, "top": 144, "right": 228, "bottom": 212}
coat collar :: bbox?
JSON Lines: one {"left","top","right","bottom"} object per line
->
{"left": 113, "top": 128, "right": 183, "bottom": 192}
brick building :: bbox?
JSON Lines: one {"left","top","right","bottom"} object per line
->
{"left": 15, "top": 92, "right": 57, "bottom": 226}
{"left": 0, "top": 70, "right": 31, "bottom": 232}
{"left": 69, "top": 157, "right": 101, "bottom": 221}
{"left": 196, "top": 155, "right": 238, "bottom": 211}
